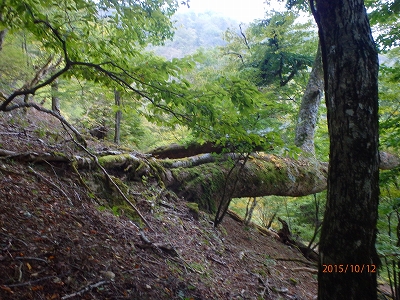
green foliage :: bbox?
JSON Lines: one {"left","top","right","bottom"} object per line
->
{"left": 245, "top": 13, "right": 315, "bottom": 87}
{"left": 367, "top": 0, "right": 400, "bottom": 49}
{"left": 379, "top": 49, "right": 400, "bottom": 152}
{"left": 0, "top": 34, "right": 33, "bottom": 94}
{"left": 377, "top": 181, "right": 400, "bottom": 285}
{"left": 222, "top": 12, "right": 317, "bottom": 89}
{"left": 283, "top": 0, "right": 310, "bottom": 11}
{"left": 0, "top": 0, "right": 181, "bottom": 98}
{"left": 193, "top": 12, "right": 318, "bottom": 153}
{"left": 230, "top": 193, "right": 325, "bottom": 244}
{"left": 0, "top": 1, "right": 311, "bottom": 154}
{"left": 184, "top": 75, "right": 282, "bottom": 152}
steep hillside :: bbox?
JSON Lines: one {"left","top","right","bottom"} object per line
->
{"left": 0, "top": 110, "right": 318, "bottom": 299}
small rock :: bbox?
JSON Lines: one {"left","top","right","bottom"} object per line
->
{"left": 100, "top": 271, "right": 115, "bottom": 281}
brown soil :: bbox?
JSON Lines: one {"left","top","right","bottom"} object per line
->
{"left": 0, "top": 109, "right": 318, "bottom": 299}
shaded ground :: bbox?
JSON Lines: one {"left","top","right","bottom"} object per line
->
{"left": 0, "top": 110, "right": 318, "bottom": 299}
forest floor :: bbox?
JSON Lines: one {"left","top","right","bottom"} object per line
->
{"left": 1, "top": 109, "right": 320, "bottom": 299}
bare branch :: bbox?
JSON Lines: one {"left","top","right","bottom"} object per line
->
{"left": 21, "top": 55, "right": 63, "bottom": 91}
{"left": 28, "top": 166, "right": 73, "bottom": 205}
{"left": 239, "top": 23, "right": 251, "bottom": 51}
{"left": 0, "top": 12, "right": 199, "bottom": 133}
{"left": 223, "top": 52, "right": 245, "bottom": 65}
{"left": 5, "top": 275, "right": 67, "bottom": 288}
{"left": 61, "top": 281, "right": 109, "bottom": 300}
{"left": 2, "top": 102, "right": 86, "bottom": 146}
{"left": 63, "top": 128, "right": 155, "bottom": 232}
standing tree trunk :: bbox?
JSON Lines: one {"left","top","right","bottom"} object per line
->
{"left": 114, "top": 89, "right": 122, "bottom": 145}
{"left": 51, "top": 79, "right": 60, "bottom": 114}
{"left": 0, "top": 29, "right": 7, "bottom": 51}
{"left": 0, "top": 11, "right": 6, "bottom": 52}
{"left": 294, "top": 42, "right": 324, "bottom": 155}
{"left": 244, "top": 197, "right": 257, "bottom": 225}
{"left": 312, "top": 0, "right": 380, "bottom": 299}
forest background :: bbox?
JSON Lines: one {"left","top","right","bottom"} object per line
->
{"left": 0, "top": 0, "right": 399, "bottom": 298}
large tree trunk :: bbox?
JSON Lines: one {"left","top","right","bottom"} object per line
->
{"left": 0, "top": 147, "right": 329, "bottom": 212}
{"left": 163, "top": 153, "right": 328, "bottom": 213}
{"left": 312, "top": 1, "right": 380, "bottom": 299}
{"left": 294, "top": 43, "right": 324, "bottom": 155}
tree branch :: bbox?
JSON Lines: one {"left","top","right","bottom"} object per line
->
{"left": 63, "top": 127, "right": 155, "bottom": 232}
{"left": 239, "top": 23, "right": 251, "bottom": 51}
{"left": 224, "top": 52, "right": 245, "bottom": 65}
{"left": 2, "top": 102, "right": 86, "bottom": 146}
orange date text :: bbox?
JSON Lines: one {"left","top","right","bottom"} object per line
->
{"left": 322, "top": 264, "right": 376, "bottom": 273}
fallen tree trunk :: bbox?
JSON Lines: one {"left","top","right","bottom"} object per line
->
{"left": 0, "top": 148, "right": 327, "bottom": 212}
{"left": 162, "top": 153, "right": 328, "bottom": 212}
{"left": 0, "top": 148, "right": 398, "bottom": 213}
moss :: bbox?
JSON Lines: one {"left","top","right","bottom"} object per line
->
{"left": 289, "top": 278, "right": 298, "bottom": 286}
{"left": 86, "top": 171, "right": 133, "bottom": 207}
{"left": 98, "top": 154, "right": 135, "bottom": 168}
{"left": 186, "top": 202, "right": 199, "bottom": 212}
{"left": 147, "top": 160, "right": 166, "bottom": 187}
{"left": 105, "top": 175, "right": 136, "bottom": 206}
{"left": 51, "top": 151, "right": 70, "bottom": 160}
{"left": 109, "top": 175, "right": 129, "bottom": 193}
{"left": 186, "top": 202, "right": 199, "bottom": 220}
{"left": 112, "top": 205, "right": 143, "bottom": 224}
{"left": 244, "top": 157, "right": 296, "bottom": 193}
{"left": 175, "top": 163, "right": 227, "bottom": 213}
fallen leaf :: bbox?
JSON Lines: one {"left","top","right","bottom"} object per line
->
{"left": 0, "top": 285, "right": 14, "bottom": 294}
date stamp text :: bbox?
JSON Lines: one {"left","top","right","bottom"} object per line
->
{"left": 322, "top": 264, "right": 376, "bottom": 273}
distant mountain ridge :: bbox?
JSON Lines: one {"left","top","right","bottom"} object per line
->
{"left": 153, "top": 11, "right": 240, "bottom": 59}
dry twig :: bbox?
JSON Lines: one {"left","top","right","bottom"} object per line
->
{"left": 61, "top": 280, "right": 109, "bottom": 300}
{"left": 273, "top": 257, "right": 317, "bottom": 267}
{"left": 292, "top": 267, "right": 318, "bottom": 274}
{"left": 63, "top": 126, "right": 154, "bottom": 231}
{"left": 28, "top": 166, "right": 73, "bottom": 205}
{"left": 14, "top": 256, "right": 48, "bottom": 264}
{"left": 5, "top": 275, "right": 65, "bottom": 288}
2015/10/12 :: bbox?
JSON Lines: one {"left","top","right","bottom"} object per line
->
{"left": 322, "top": 264, "right": 376, "bottom": 273}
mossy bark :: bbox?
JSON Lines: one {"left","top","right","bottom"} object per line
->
{"left": 79, "top": 152, "right": 328, "bottom": 213}
{"left": 164, "top": 154, "right": 327, "bottom": 212}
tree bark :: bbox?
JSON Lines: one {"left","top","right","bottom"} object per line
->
{"left": 2, "top": 145, "right": 397, "bottom": 220}
{"left": 294, "top": 43, "right": 324, "bottom": 155}
{"left": 0, "top": 29, "right": 7, "bottom": 51}
{"left": 0, "top": 148, "right": 329, "bottom": 211}
{"left": 148, "top": 142, "right": 226, "bottom": 159}
{"left": 312, "top": 1, "right": 380, "bottom": 299}
{"left": 114, "top": 89, "right": 121, "bottom": 145}
{"left": 163, "top": 153, "right": 328, "bottom": 212}
{"left": 51, "top": 79, "right": 60, "bottom": 114}
{"left": 0, "top": 11, "right": 6, "bottom": 52}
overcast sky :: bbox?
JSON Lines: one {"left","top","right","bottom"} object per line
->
{"left": 178, "top": 0, "right": 286, "bottom": 23}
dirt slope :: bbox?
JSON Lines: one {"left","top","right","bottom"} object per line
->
{"left": 0, "top": 110, "right": 318, "bottom": 299}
